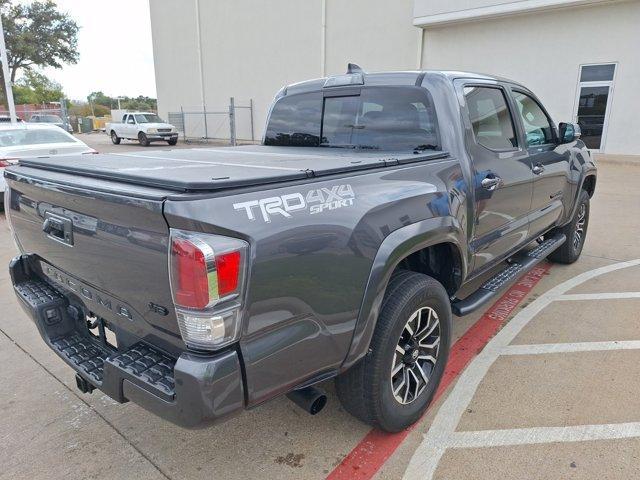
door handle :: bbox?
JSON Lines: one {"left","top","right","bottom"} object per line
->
{"left": 42, "top": 213, "right": 74, "bottom": 245}
{"left": 481, "top": 175, "right": 502, "bottom": 191}
{"left": 42, "top": 217, "right": 64, "bottom": 235}
{"left": 532, "top": 163, "right": 545, "bottom": 175}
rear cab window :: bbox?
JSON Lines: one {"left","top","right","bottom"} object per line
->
{"left": 264, "top": 87, "right": 440, "bottom": 152}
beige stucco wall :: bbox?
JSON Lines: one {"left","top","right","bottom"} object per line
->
{"left": 149, "top": 0, "right": 418, "bottom": 140}
{"left": 420, "top": 0, "right": 640, "bottom": 154}
{"left": 149, "top": 1, "right": 202, "bottom": 121}
{"left": 150, "top": 0, "right": 637, "bottom": 154}
{"left": 324, "top": 0, "right": 417, "bottom": 75}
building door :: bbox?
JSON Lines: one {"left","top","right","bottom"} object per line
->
{"left": 573, "top": 63, "right": 616, "bottom": 152}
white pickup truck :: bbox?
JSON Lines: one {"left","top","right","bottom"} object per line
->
{"left": 106, "top": 112, "right": 179, "bottom": 146}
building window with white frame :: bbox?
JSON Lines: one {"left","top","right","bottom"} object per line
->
{"left": 574, "top": 63, "right": 616, "bottom": 151}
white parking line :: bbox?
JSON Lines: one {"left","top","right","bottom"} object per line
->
{"left": 558, "top": 292, "right": 640, "bottom": 301}
{"left": 501, "top": 340, "right": 640, "bottom": 355}
{"left": 448, "top": 422, "right": 640, "bottom": 448}
{"left": 403, "top": 259, "right": 640, "bottom": 480}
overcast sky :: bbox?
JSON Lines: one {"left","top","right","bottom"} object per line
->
{"left": 41, "top": 0, "right": 157, "bottom": 101}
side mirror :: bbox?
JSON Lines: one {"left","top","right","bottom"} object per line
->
{"left": 558, "top": 122, "right": 581, "bottom": 144}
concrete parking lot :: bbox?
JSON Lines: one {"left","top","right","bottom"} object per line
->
{"left": 1, "top": 157, "right": 639, "bottom": 479}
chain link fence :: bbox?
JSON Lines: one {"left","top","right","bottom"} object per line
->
{"left": 168, "top": 97, "right": 255, "bottom": 146}
{"left": 0, "top": 98, "right": 72, "bottom": 131}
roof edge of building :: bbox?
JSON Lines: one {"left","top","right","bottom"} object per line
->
{"left": 413, "top": 0, "right": 619, "bottom": 28}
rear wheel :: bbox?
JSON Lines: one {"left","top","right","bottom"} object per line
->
{"left": 548, "top": 189, "right": 590, "bottom": 264}
{"left": 138, "top": 132, "right": 150, "bottom": 147}
{"left": 335, "top": 271, "right": 451, "bottom": 432}
{"left": 110, "top": 131, "right": 121, "bottom": 145}
{"left": 167, "top": 138, "right": 178, "bottom": 146}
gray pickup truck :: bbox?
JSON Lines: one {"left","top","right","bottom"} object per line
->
{"left": 5, "top": 66, "right": 596, "bottom": 432}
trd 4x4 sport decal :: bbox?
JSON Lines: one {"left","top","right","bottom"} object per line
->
{"left": 233, "top": 184, "right": 355, "bottom": 223}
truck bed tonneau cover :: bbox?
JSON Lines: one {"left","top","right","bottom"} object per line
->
{"left": 16, "top": 145, "right": 448, "bottom": 192}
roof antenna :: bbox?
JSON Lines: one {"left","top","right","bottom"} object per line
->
{"left": 347, "top": 63, "right": 364, "bottom": 74}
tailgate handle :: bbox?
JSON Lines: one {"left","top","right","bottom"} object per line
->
{"left": 43, "top": 213, "right": 74, "bottom": 246}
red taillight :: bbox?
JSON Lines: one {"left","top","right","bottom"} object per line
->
{"left": 0, "top": 158, "right": 17, "bottom": 167}
{"left": 169, "top": 231, "right": 247, "bottom": 310}
{"left": 216, "top": 251, "right": 241, "bottom": 296}
{"left": 169, "top": 230, "right": 248, "bottom": 350}
{"left": 171, "top": 237, "right": 211, "bottom": 309}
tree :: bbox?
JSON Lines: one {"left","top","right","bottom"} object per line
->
{"left": 84, "top": 92, "right": 158, "bottom": 112}
{"left": 0, "top": 0, "right": 79, "bottom": 82}
{"left": 69, "top": 101, "right": 109, "bottom": 117}
{"left": 121, "top": 95, "right": 157, "bottom": 111}
{"left": 12, "top": 69, "right": 64, "bottom": 104}
{"left": 87, "top": 91, "right": 114, "bottom": 108}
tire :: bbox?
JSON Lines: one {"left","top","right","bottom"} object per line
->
{"left": 167, "top": 138, "right": 178, "bottom": 146}
{"left": 138, "top": 132, "right": 150, "bottom": 147}
{"left": 335, "top": 271, "right": 451, "bottom": 432}
{"left": 547, "top": 189, "right": 590, "bottom": 264}
{"left": 110, "top": 131, "right": 121, "bottom": 145}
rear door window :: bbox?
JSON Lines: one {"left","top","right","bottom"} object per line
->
{"left": 464, "top": 86, "right": 517, "bottom": 151}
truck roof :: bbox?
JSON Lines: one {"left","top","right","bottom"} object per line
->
{"left": 283, "top": 69, "right": 523, "bottom": 96}
{"left": 14, "top": 145, "right": 448, "bottom": 192}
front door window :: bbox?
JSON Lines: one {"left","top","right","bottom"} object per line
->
{"left": 574, "top": 63, "right": 616, "bottom": 151}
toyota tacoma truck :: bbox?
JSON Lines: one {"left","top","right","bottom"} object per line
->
{"left": 106, "top": 112, "right": 178, "bottom": 146}
{"left": 5, "top": 66, "right": 596, "bottom": 432}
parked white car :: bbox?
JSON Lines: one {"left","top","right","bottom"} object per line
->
{"left": 0, "top": 123, "right": 96, "bottom": 204}
{"left": 106, "top": 112, "right": 178, "bottom": 146}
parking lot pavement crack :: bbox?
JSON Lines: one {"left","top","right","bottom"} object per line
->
{"left": 583, "top": 253, "right": 629, "bottom": 263}
{"left": 0, "top": 326, "right": 174, "bottom": 480}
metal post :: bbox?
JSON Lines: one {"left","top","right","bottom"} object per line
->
{"left": 60, "top": 97, "right": 69, "bottom": 132}
{"left": 229, "top": 97, "right": 237, "bottom": 146}
{"left": 203, "top": 104, "right": 208, "bottom": 142}
{"left": 249, "top": 98, "right": 255, "bottom": 142}
{"left": 0, "top": 13, "right": 17, "bottom": 123}
{"left": 180, "top": 106, "right": 186, "bottom": 142}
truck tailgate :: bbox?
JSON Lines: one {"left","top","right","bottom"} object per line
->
{"left": 4, "top": 166, "right": 182, "bottom": 352}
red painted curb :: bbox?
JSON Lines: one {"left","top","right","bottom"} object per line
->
{"left": 327, "top": 263, "right": 551, "bottom": 480}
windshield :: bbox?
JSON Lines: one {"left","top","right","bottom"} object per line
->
{"left": 0, "top": 128, "right": 76, "bottom": 147}
{"left": 264, "top": 87, "right": 440, "bottom": 151}
{"left": 135, "top": 114, "right": 163, "bottom": 123}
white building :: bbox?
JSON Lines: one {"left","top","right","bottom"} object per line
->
{"left": 150, "top": 0, "right": 639, "bottom": 155}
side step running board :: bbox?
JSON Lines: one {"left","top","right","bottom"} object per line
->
{"left": 451, "top": 234, "right": 566, "bottom": 316}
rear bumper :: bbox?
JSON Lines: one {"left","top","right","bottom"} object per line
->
{"left": 9, "top": 254, "right": 245, "bottom": 428}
